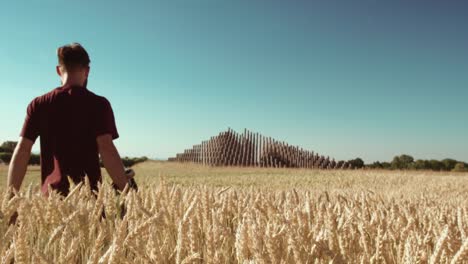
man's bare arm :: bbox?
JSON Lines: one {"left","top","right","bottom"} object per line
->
{"left": 96, "top": 134, "right": 129, "bottom": 191}
{"left": 7, "top": 137, "right": 34, "bottom": 192}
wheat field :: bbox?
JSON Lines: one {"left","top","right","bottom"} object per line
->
{"left": 0, "top": 161, "right": 467, "bottom": 263}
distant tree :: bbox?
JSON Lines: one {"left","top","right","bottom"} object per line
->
{"left": 400, "top": 155, "right": 414, "bottom": 164}
{"left": 362, "top": 156, "right": 465, "bottom": 171}
{"left": 0, "top": 153, "right": 13, "bottom": 164}
{"left": 441, "top": 159, "right": 457, "bottom": 171}
{"left": 391, "top": 154, "right": 414, "bottom": 170}
{"left": 0, "top": 141, "right": 17, "bottom": 153}
{"left": 428, "top": 159, "right": 443, "bottom": 171}
{"left": 334, "top": 160, "right": 343, "bottom": 168}
{"left": 410, "top": 159, "right": 428, "bottom": 170}
{"left": 452, "top": 163, "right": 467, "bottom": 172}
{"left": 29, "top": 154, "right": 41, "bottom": 165}
{"left": 134, "top": 156, "right": 149, "bottom": 164}
{"left": 122, "top": 157, "right": 135, "bottom": 168}
{"left": 391, "top": 156, "right": 401, "bottom": 169}
{"left": 348, "top": 158, "right": 364, "bottom": 169}
{"left": 368, "top": 161, "right": 383, "bottom": 169}
{"left": 381, "top": 162, "right": 391, "bottom": 169}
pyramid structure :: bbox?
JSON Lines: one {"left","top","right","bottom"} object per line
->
{"left": 168, "top": 128, "right": 351, "bottom": 169}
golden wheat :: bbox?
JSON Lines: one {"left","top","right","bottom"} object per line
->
{"left": 0, "top": 162, "right": 466, "bottom": 263}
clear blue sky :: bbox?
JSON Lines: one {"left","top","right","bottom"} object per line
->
{"left": 1, "top": 0, "right": 467, "bottom": 163}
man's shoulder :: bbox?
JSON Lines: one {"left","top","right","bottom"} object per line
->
{"left": 90, "top": 92, "right": 108, "bottom": 102}
{"left": 31, "top": 86, "right": 110, "bottom": 105}
{"left": 88, "top": 91, "right": 111, "bottom": 107}
{"left": 28, "top": 87, "right": 62, "bottom": 107}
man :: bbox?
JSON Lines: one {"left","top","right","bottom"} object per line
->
{"left": 7, "top": 43, "right": 133, "bottom": 196}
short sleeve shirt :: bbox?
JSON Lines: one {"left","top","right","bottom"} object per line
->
{"left": 20, "top": 84, "right": 119, "bottom": 195}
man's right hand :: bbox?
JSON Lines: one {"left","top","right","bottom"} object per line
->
{"left": 125, "top": 168, "right": 138, "bottom": 191}
{"left": 97, "top": 134, "right": 129, "bottom": 191}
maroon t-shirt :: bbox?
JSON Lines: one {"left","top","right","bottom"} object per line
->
{"left": 20, "top": 84, "right": 119, "bottom": 195}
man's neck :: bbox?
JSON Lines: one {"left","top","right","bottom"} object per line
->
{"left": 61, "top": 71, "right": 87, "bottom": 87}
{"left": 62, "top": 79, "right": 86, "bottom": 87}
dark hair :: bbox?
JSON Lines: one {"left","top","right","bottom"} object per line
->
{"left": 57, "top": 43, "right": 90, "bottom": 72}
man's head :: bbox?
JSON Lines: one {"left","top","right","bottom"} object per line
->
{"left": 56, "top": 43, "right": 91, "bottom": 87}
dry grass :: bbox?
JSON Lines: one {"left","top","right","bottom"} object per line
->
{"left": 0, "top": 161, "right": 467, "bottom": 263}
{"left": 0, "top": 165, "right": 41, "bottom": 189}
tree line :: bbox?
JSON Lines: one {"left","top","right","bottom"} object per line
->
{"left": 2, "top": 140, "right": 466, "bottom": 172}
{"left": 348, "top": 154, "right": 467, "bottom": 172}
{"left": 0, "top": 141, "right": 148, "bottom": 168}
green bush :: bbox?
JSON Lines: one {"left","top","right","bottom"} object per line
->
{"left": 367, "top": 161, "right": 383, "bottom": 169}
{"left": 441, "top": 159, "right": 458, "bottom": 171}
{"left": 391, "top": 154, "right": 414, "bottom": 169}
{"left": 0, "top": 141, "right": 17, "bottom": 153}
{"left": 452, "top": 163, "right": 467, "bottom": 172}
{"left": 0, "top": 152, "right": 12, "bottom": 163}
{"left": 347, "top": 158, "right": 364, "bottom": 169}
{"left": 365, "top": 155, "right": 467, "bottom": 171}
{"left": 0, "top": 152, "right": 40, "bottom": 165}
{"left": 122, "top": 156, "right": 149, "bottom": 167}
{"left": 29, "top": 154, "right": 40, "bottom": 165}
